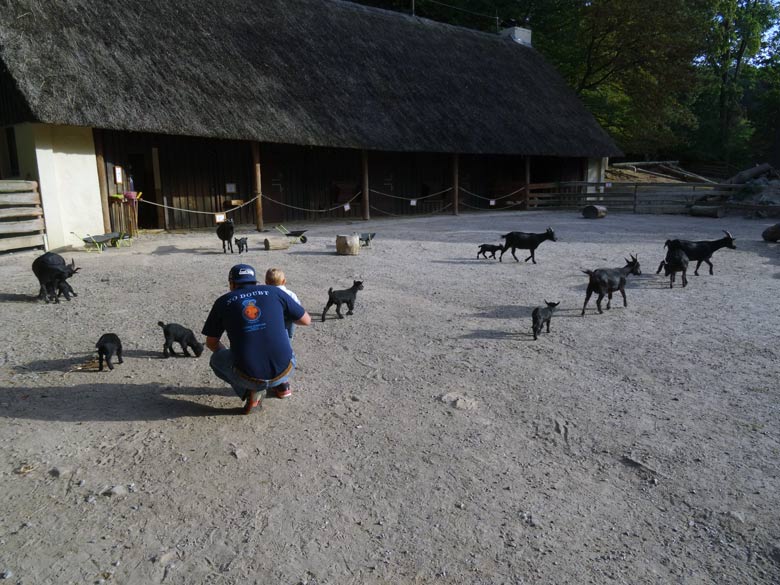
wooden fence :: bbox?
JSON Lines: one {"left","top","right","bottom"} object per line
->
{"left": 0, "top": 180, "right": 46, "bottom": 253}
{"left": 524, "top": 182, "right": 746, "bottom": 214}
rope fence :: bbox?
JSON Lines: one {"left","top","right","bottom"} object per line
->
{"left": 138, "top": 194, "right": 261, "bottom": 215}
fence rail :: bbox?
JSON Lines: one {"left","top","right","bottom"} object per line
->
{"left": 0, "top": 180, "right": 46, "bottom": 253}
{"left": 522, "top": 182, "right": 745, "bottom": 215}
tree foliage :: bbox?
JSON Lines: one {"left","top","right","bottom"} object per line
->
{"left": 354, "top": 0, "right": 780, "bottom": 164}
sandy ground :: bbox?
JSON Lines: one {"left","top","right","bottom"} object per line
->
{"left": 0, "top": 210, "right": 779, "bottom": 585}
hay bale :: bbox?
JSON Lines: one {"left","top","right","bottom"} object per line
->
{"left": 582, "top": 205, "right": 607, "bottom": 219}
{"left": 690, "top": 205, "right": 725, "bottom": 218}
{"left": 762, "top": 223, "right": 780, "bottom": 242}
{"left": 336, "top": 234, "right": 360, "bottom": 255}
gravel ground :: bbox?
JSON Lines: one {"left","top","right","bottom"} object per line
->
{"left": 0, "top": 210, "right": 778, "bottom": 585}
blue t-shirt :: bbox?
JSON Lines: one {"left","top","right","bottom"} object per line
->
{"left": 202, "top": 284, "right": 305, "bottom": 380}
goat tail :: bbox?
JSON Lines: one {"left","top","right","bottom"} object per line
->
{"left": 327, "top": 287, "right": 334, "bottom": 299}
{"left": 500, "top": 232, "right": 509, "bottom": 239}
{"left": 158, "top": 321, "right": 166, "bottom": 328}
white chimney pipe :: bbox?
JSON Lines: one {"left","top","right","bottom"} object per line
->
{"left": 500, "top": 26, "right": 532, "bottom": 47}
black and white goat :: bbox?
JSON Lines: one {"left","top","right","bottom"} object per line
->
{"left": 655, "top": 231, "right": 735, "bottom": 276}
{"left": 581, "top": 255, "right": 642, "bottom": 315}
{"left": 499, "top": 227, "right": 557, "bottom": 263}
{"left": 658, "top": 240, "right": 689, "bottom": 288}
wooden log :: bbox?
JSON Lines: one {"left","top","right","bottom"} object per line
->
{"left": 336, "top": 234, "right": 360, "bottom": 255}
{"left": 690, "top": 205, "right": 725, "bottom": 218}
{"left": 727, "top": 163, "right": 772, "bottom": 184}
{"left": 0, "top": 217, "right": 45, "bottom": 234}
{"left": 0, "top": 192, "right": 41, "bottom": 205}
{"left": 0, "top": 180, "right": 37, "bottom": 193}
{"left": 762, "top": 223, "right": 780, "bottom": 242}
{"left": 263, "top": 236, "right": 291, "bottom": 250}
{"left": 582, "top": 205, "right": 607, "bottom": 219}
{"left": 0, "top": 234, "right": 45, "bottom": 252}
{"left": 0, "top": 206, "right": 43, "bottom": 219}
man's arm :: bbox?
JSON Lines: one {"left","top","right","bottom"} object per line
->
{"left": 206, "top": 336, "right": 225, "bottom": 353}
{"left": 294, "top": 311, "right": 311, "bottom": 326}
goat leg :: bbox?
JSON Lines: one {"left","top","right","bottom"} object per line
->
{"left": 619, "top": 285, "right": 627, "bottom": 307}
{"left": 321, "top": 301, "right": 333, "bottom": 321}
{"left": 581, "top": 288, "right": 594, "bottom": 316}
{"left": 694, "top": 260, "right": 703, "bottom": 275}
{"left": 682, "top": 271, "right": 688, "bottom": 287}
{"left": 181, "top": 344, "right": 192, "bottom": 357}
{"left": 98, "top": 353, "right": 105, "bottom": 372}
{"left": 117, "top": 349, "right": 123, "bottom": 364}
{"left": 596, "top": 293, "right": 604, "bottom": 314}
{"left": 705, "top": 259, "right": 713, "bottom": 275}
{"left": 336, "top": 303, "right": 344, "bottom": 319}
{"left": 525, "top": 250, "right": 536, "bottom": 264}
{"left": 656, "top": 261, "right": 665, "bottom": 275}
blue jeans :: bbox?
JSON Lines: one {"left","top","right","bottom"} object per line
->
{"left": 209, "top": 348, "right": 295, "bottom": 399}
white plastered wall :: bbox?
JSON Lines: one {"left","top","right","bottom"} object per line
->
{"left": 13, "top": 123, "right": 103, "bottom": 250}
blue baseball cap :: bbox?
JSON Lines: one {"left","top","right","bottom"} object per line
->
{"left": 229, "top": 264, "right": 257, "bottom": 284}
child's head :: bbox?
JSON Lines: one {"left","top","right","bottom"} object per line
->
{"left": 265, "top": 268, "right": 286, "bottom": 286}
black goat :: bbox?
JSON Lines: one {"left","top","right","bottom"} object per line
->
{"left": 31, "top": 253, "right": 80, "bottom": 303}
{"left": 499, "top": 227, "right": 557, "bottom": 263}
{"left": 655, "top": 231, "right": 735, "bottom": 276}
{"left": 234, "top": 237, "right": 248, "bottom": 254}
{"left": 96, "top": 333, "right": 123, "bottom": 372}
{"left": 216, "top": 219, "right": 234, "bottom": 253}
{"left": 158, "top": 321, "right": 204, "bottom": 357}
{"left": 581, "top": 255, "right": 642, "bottom": 315}
{"left": 658, "top": 241, "right": 689, "bottom": 288}
{"left": 477, "top": 243, "right": 503, "bottom": 259}
{"left": 532, "top": 301, "right": 560, "bottom": 340}
{"left": 322, "top": 281, "right": 364, "bottom": 321}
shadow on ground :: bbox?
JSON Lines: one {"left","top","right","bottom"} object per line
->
{"left": 0, "top": 384, "right": 240, "bottom": 421}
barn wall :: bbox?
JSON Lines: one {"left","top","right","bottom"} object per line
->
{"left": 14, "top": 124, "right": 103, "bottom": 250}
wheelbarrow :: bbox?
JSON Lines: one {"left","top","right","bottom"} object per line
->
{"left": 275, "top": 225, "right": 308, "bottom": 243}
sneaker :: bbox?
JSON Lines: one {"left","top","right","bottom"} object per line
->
{"left": 274, "top": 383, "right": 292, "bottom": 399}
{"left": 242, "top": 390, "right": 261, "bottom": 414}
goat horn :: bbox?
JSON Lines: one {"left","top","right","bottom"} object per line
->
{"left": 724, "top": 230, "right": 733, "bottom": 238}
{"left": 70, "top": 258, "right": 75, "bottom": 267}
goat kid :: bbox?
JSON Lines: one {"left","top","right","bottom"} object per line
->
{"left": 658, "top": 241, "right": 689, "bottom": 288}
{"left": 322, "top": 281, "right": 364, "bottom": 321}
{"left": 477, "top": 243, "right": 503, "bottom": 259}
{"left": 655, "top": 231, "right": 735, "bottom": 276}
{"left": 96, "top": 333, "right": 123, "bottom": 371}
{"left": 532, "top": 301, "right": 560, "bottom": 340}
{"left": 158, "top": 321, "right": 204, "bottom": 357}
{"left": 499, "top": 227, "right": 557, "bottom": 263}
{"left": 216, "top": 219, "right": 235, "bottom": 253}
{"left": 234, "top": 237, "right": 248, "bottom": 254}
{"left": 581, "top": 255, "right": 642, "bottom": 315}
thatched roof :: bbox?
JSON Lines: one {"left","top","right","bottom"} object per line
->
{"left": 0, "top": 0, "right": 621, "bottom": 157}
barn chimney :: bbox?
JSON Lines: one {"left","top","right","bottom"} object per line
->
{"left": 500, "top": 25, "right": 532, "bottom": 47}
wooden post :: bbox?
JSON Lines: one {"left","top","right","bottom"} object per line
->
{"left": 92, "top": 129, "right": 112, "bottom": 233}
{"left": 361, "top": 150, "right": 370, "bottom": 220}
{"left": 452, "top": 153, "right": 459, "bottom": 215}
{"left": 524, "top": 156, "right": 531, "bottom": 209}
{"left": 152, "top": 147, "right": 164, "bottom": 229}
{"left": 251, "top": 142, "right": 263, "bottom": 231}
{"left": 632, "top": 183, "right": 638, "bottom": 214}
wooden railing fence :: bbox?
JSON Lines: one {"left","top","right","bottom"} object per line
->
{"left": 524, "top": 182, "right": 746, "bottom": 214}
{"left": 0, "top": 180, "right": 46, "bottom": 253}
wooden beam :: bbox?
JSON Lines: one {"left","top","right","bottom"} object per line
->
{"left": 524, "top": 157, "right": 531, "bottom": 209}
{"left": 152, "top": 147, "right": 164, "bottom": 229}
{"left": 0, "top": 217, "right": 44, "bottom": 234}
{"left": 0, "top": 206, "right": 43, "bottom": 219}
{"left": 0, "top": 233, "right": 45, "bottom": 252}
{"left": 251, "top": 142, "right": 263, "bottom": 231}
{"left": 361, "top": 150, "right": 370, "bottom": 220}
{"left": 92, "top": 129, "right": 112, "bottom": 233}
{"left": 0, "top": 180, "right": 37, "bottom": 193}
{"left": 452, "top": 153, "right": 459, "bottom": 215}
{"left": 0, "top": 192, "right": 40, "bottom": 205}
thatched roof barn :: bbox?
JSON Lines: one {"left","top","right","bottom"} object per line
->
{"left": 0, "top": 0, "right": 619, "bottom": 157}
{"left": 0, "top": 0, "right": 621, "bottom": 250}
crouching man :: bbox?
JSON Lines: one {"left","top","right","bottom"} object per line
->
{"left": 203, "top": 264, "right": 311, "bottom": 414}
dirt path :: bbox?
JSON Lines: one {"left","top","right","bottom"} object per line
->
{"left": 1, "top": 210, "right": 778, "bottom": 584}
